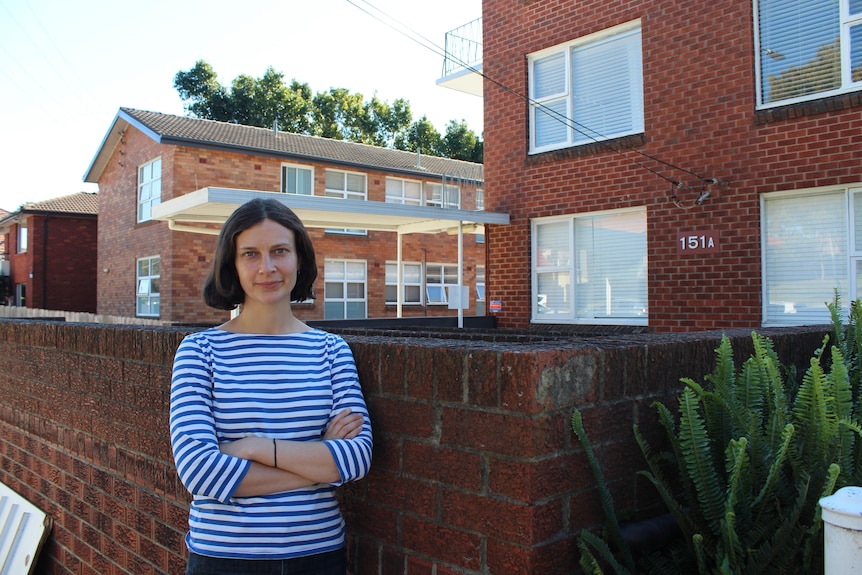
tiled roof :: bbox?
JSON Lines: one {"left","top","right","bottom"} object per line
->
{"left": 121, "top": 108, "right": 483, "bottom": 181}
{"left": 21, "top": 192, "right": 99, "bottom": 216}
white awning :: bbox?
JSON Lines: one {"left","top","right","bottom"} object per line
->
{"left": 151, "top": 187, "right": 509, "bottom": 327}
{"left": 151, "top": 187, "right": 509, "bottom": 235}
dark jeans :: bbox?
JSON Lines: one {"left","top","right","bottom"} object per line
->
{"left": 186, "top": 548, "right": 346, "bottom": 575}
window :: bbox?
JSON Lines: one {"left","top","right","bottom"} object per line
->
{"left": 17, "top": 225, "right": 27, "bottom": 253}
{"left": 426, "top": 183, "right": 460, "bottom": 208}
{"left": 755, "top": 0, "right": 861, "bottom": 108}
{"left": 476, "top": 265, "right": 486, "bottom": 302}
{"left": 325, "top": 170, "right": 367, "bottom": 234}
{"left": 475, "top": 265, "right": 486, "bottom": 316}
{"left": 281, "top": 164, "right": 313, "bottom": 195}
{"left": 386, "top": 178, "right": 423, "bottom": 205}
{"left": 137, "top": 158, "right": 162, "bottom": 223}
{"left": 15, "top": 283, "right": 25, "bottom": 307}
{"left": 325, "top": 170, "right": 366, "bottom": 200}
{"left": 475, "top": 188, "right": 485, "bottom": 211}
{"left": 528, "top": 21, "right": 644, "bottom": 154}
{"left": 324, "top": 260, "right": 367, "bottom": 320}
{"left": 385, "top": 262, "right": 423, "bottom": 304}
{"left": 425, "top": 264, "right": 459, "bottom": 305}
{"left": 761, "top": 186, "right": 862, "bottom": 325}
{"left": 532, "top": 208, "right": 647, "bottom": 324}
{"left": 136, "top": 256, "right": 160, "bottom": 317}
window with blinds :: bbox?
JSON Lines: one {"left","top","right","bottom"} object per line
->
{"left": 532, "top": 208, "right": 647, "bottom": 324}
{"left": 756, "top": 0, "right": 862, "bottom": 107}
{"left": 528, "top": 21, "right": 644, "bottom": 154}
{"left": 761, "top": 188, "right": 855, "bottom": 325}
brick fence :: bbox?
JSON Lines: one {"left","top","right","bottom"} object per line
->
{"left": 0, "top": 320, "right": 830, "bottom": 574}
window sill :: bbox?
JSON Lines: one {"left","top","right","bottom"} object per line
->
{"left": 526, "top": 133, "right": 646, "bottom": 166}
{"left": 755, "top": 91, "right": 862, "bottom": 124}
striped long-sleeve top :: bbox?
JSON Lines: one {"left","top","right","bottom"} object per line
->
{"left": 169, "top": 328, "right": 373, "bottom": 559}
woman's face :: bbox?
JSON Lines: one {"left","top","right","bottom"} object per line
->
{"left": 234, "top": 218, "right": 299, "bottom": 307}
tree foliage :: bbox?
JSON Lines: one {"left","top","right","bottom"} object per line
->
{"left": 173, "top": 60, "right": 482, "bottom": 162}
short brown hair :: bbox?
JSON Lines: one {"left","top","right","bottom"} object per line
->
{"left": 203, "top": 197, "right": 318, "bottom": 310}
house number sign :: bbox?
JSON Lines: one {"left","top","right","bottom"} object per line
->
{"left": 676, "top": 230, "right": 719, "bottom": 254}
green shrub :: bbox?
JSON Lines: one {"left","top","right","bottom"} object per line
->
{"left": 573, "top": 294, "right": 862, "bottom": 575}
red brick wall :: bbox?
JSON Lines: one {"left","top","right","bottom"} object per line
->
{"left": 25, "top": 214, "right": 98, "bottom": 312}
{"left": 0, "top": 320, "right": 829, "bottom": 574}
{"left": 482, "top": 0, "right": 862, "bottom": 331}
{"left": 96, "top": 127, "right": 486, "bottom": 324}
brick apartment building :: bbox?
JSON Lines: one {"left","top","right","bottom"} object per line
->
{"left": 0, "top": 192, "right": 98, "bottom": 312}
{"left": 84, "top": 108, "right": 501, "bottom": 325}
{"left": 441, "top": 0, "right": 862, "bottom": 331}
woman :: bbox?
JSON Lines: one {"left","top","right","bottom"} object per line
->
{"left": 169, "top": 197, "right": 373, "bottom": 575}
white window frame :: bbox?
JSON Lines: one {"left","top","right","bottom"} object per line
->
{"left": 527, "top": 20, "right": 644, "bottom": 154}
{"left": 426, "top": 182, "right": 461, "bottom": 208}
{"left": 532, "top": 207, "right": 648, "bottom": 325}
{"left": 755, "top": 0, "right": 862, "bottom": 108}
{"left": 386, "top": 177, "right": 423, "bottom": 205}
{"left": 136, "top": 255, "right": 160, "bottom": 317}
{"left": 325, "top": 169, "right": 367, "bottom": 200}
{"left": 281, "top": 164, "right": 314, "bottom": 195}
{"left": 324, "top": 259, "right": 367, "bottom": 320}
{"left": 325, "top": 169, "right": 367, "bottom": 234}
{"left": 137, "top": 158, "right": 162, "bottom": 223}
{"left": 425, "top": 263, "right": 459, "bottom": 305}
{"left": 17, "top": 224, "right": 27, "bottom": 253}
{"left": 385, "top": 262, "right": 423, "bottom": 305}
{"left": 760, "top": 184, "right": 862, "bottom": 326}
{"left": 476, "top": 265, "right": 486, "bottom": 302}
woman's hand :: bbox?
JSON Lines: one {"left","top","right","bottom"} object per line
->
{"left": 219, "top": 435, "right": 265, "bottom": 461}
{"left": 324, "top": 408, "right": 364, "bottom": 441}
{"left": 219, "top": 409, "right": 363, "bottom": 464}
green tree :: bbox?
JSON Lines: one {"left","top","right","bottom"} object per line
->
{"left": 173, "top": 60, "right": 482, "bottom": 162}
{"left": 440, "top": 119, "right": 483, "bottom": 163}
{"left": 401, "top": 115, "right": 443, "bottom": 154}
{"left": 173, "top": 60, "right": 233, "bottom": 121}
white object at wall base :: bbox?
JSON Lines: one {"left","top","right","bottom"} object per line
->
{"left": 820, "top": 486, "right": 862, "bottom": 574}
{"left": 0, "top": 481, "right": 52, "bottom": 575}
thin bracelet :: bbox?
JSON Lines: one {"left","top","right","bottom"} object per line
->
{"left": 272, "top": 438, "right": 278, "bottom": 468}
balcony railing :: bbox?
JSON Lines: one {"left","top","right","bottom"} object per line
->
{"left": 442, "top": 17, "right": 482, "bottom": 77}
{"left": 438, "top": 18, "right": 483, "bottom": 97}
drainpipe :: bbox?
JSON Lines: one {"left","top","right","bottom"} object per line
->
{"left": 820, "top": 486, "right": 862, "bottom": 574}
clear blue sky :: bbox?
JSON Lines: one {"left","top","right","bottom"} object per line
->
{"left": 0, "top": 0, "right": 483, "bottom": 212}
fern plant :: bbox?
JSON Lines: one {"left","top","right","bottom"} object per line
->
{"left": 573, "top": 298, "right": 862, "bottom": 574}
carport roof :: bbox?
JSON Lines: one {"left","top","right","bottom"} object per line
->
{"left": 152, "top": 187, "right": 509, "bottom": 235}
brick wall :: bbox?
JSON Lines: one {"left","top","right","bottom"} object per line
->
{"left": 482, "top": 0, "right": 862, "bottom": 331}
{"left": 0, "top": 319, "right": 829, "bottom": 574}
{"left": 96, "top": 127, "right": 486, "bottom": 325}
{"left": 27, "top": 215, "right": 98, "bottom": 313}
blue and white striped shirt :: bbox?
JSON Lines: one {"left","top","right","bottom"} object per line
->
{"left": 169, "top": 328, "right": 373, "bottom": 559}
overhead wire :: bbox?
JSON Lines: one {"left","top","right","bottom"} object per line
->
{"left": 0, "top": 0, "right": 102, "bottom": 118}
{"left": 346, "top": 0, "right": 721, "bottom": 201}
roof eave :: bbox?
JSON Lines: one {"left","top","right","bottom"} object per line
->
{"left": 82, "top": 108, "right": 163, "bottom": 184}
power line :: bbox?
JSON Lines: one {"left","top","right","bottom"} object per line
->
{"left": 0, "top": 0, "right": 101, "bottom": 114}
{"left": 21, "top": 0, "right": 102, "bottom": 110}
{"left": 347, "top": 0, "right": 720, "bottom": 195}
